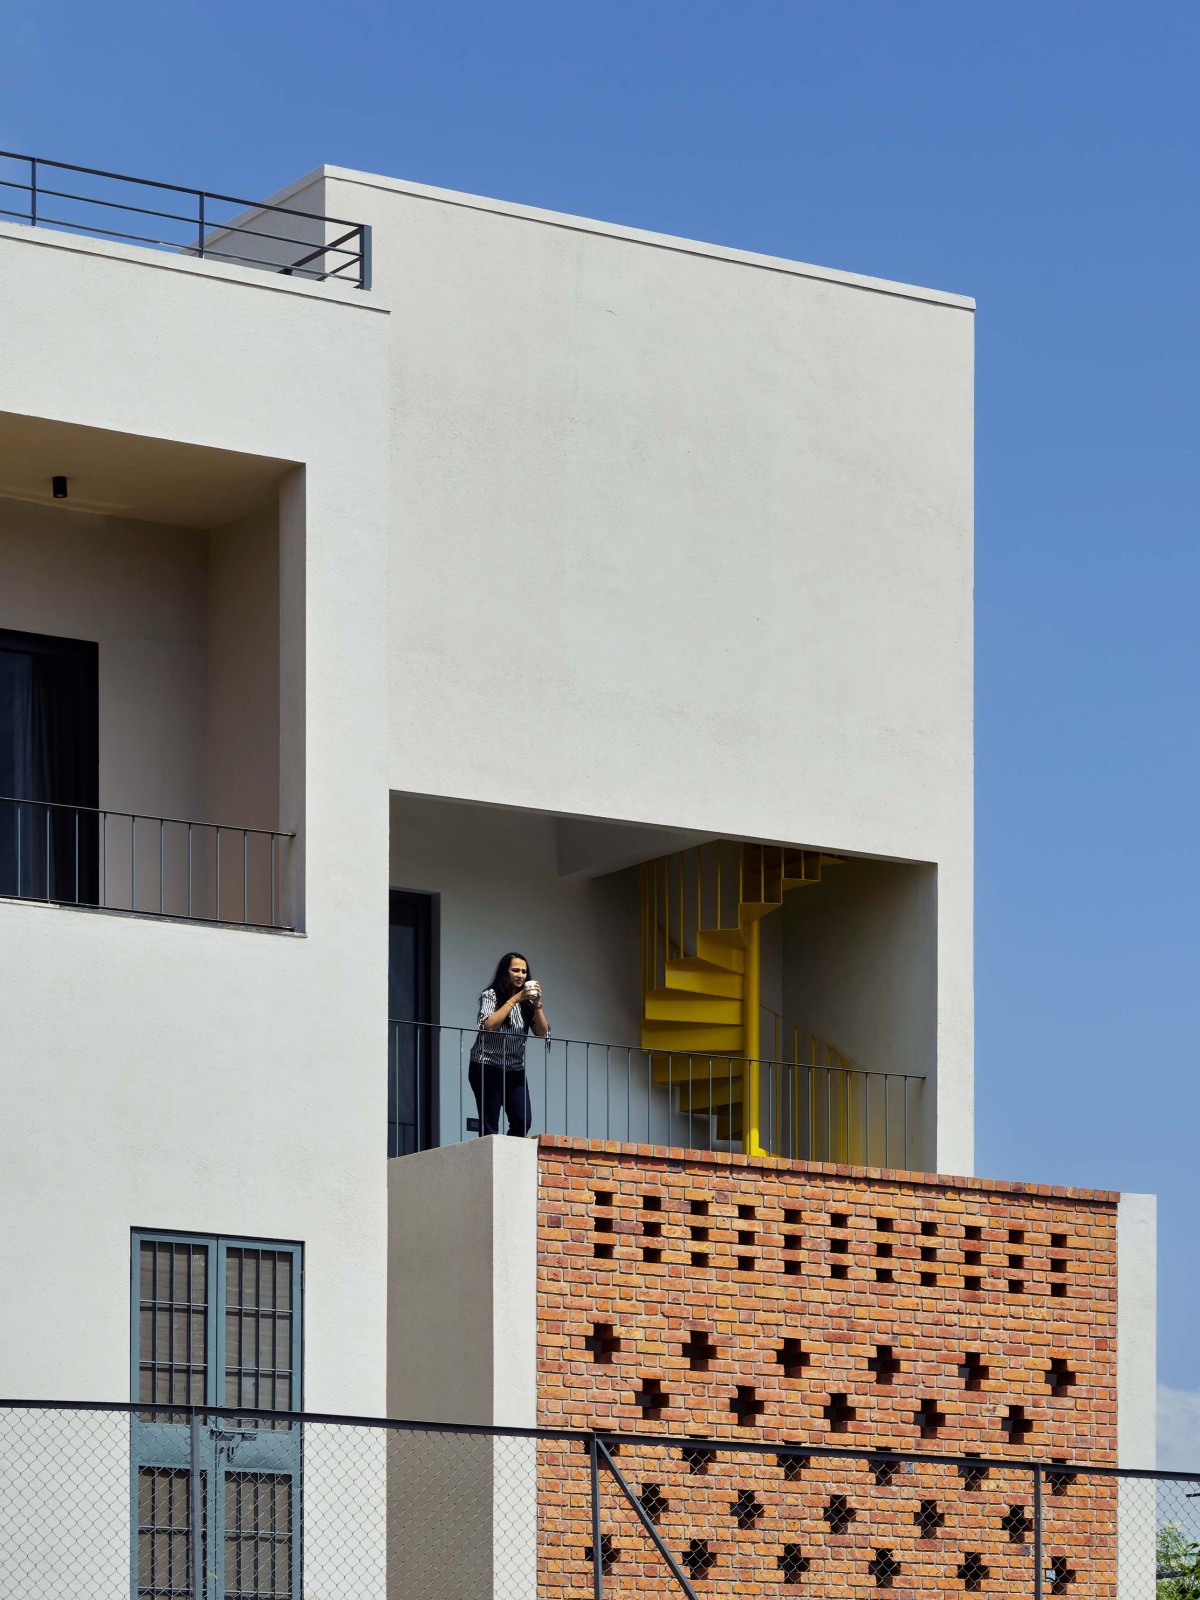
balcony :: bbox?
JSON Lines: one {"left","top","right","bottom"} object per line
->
{"left": 0, "top": 412, "right": 305, "bottom": 932}
{"left": 388, "top": 1018, "right": 924, "bottom": 1167}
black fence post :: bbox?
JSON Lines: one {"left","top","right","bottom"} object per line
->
{"left": 190, "top": 1408, "right": 204, "bottom": 1600}
{"left": 589, "top": 1431, "right": 604, "bottom": 1600}
{"left": 1033, "top": 1462, "right": 1044, "bottom": 1600}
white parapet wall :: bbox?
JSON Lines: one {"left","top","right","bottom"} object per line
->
{"left": 388, "top": 1138, "right": 539, "bottom": 1600}
{"left": 1117, "top": 1192, "right": 1158, "bottom": 1600}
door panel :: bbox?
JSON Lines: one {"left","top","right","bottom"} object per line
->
{"left": 132, "top": 1235, "right": 302, "bottom": 1600}
{"left": 0, "top": 627, "right": 98, "bottom": 903}
{"left": 388, "top": 889, "right": 436, "bottom": 1154}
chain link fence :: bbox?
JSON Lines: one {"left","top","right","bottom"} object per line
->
{"left": 0, "top": 1401, "right": 1194, "bottom": 1597}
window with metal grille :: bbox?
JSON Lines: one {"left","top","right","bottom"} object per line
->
{"left": 132, "top": 1232, "right": 302, "bottom": 1600}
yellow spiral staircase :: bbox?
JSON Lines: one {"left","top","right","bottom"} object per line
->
{"left": 640, "top": 841, "right": 840, "bottom": 1155}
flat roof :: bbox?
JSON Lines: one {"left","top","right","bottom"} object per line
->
{"left": 267, "top": 164, "right": 975, "bottom": 313}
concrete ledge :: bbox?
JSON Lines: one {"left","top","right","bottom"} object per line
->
{"left": 537, "top": 1133, "right": 1120, "bottom": 1206}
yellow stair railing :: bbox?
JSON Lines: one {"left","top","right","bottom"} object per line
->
{"left": 640, "top": 841, "right": 837, "bottom": 1155}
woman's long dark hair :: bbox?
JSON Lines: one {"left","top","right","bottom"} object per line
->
{"left": 488, "top": 951, "right": 532, "bottom": 999}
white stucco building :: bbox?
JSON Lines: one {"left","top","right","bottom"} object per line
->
{"left": 0, "top": 152, "right": 1154, "bottom": 1598}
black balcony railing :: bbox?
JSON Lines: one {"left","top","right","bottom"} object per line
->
{"left": 388, "top": 1019, "right": 924, "bottom": 1167}
{"left": 0, "top": 1400, "right": 1187, "bottom": 1600}
{"left": 0, "top": 795, "right": 293, "bottom": 930}
{"left": 0, "top": 149, "right": 371, "bottom": 287}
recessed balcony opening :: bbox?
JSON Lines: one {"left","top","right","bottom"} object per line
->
{"left": 0, "top": 411, "right": 304, "bottom": 930}
{"left": 387, "top": 794, "right": 934, "bottom": 1163}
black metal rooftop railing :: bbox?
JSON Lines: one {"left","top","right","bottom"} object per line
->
{"left": 0, "top": 149, "right": 370, "bottom": 287}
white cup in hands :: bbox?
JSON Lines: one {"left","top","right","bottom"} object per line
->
{"left": 523, "top": 980, "right": 540, "bottom": 1000}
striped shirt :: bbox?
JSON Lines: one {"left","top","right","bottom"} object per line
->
{"left": 470, "top": 987, "right": 547, "bottom": 1069}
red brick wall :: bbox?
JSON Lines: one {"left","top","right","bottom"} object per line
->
{"left": 536, "top": 1137, "right": 1118, "bottom": 1597}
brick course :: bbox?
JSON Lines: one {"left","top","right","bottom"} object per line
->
{"left": 535, "top": 1137, "right": 1118, "bottom": 1597}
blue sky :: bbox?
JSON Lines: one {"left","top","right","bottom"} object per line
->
{"left": 3, "top": 0, "right": 1197, "bottom": 1433}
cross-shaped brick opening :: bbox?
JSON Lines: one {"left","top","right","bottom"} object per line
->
{"left": 682, "top": 1446, "right": 715, "bottom": 1475}
{"left": 732, "top": 1489, "right": 764, "bottom": 1528}
{"left": 824, "top": 1495, "right": 855, "bottom": 1535}
{"left": 1002, "top": 1505, "right": 1033, "bottom": 1543}
{"left": 731, "top": 1385, "right": 764, "bottom": 1427}
{"left": 778, "top": 1546, "right": 810, "bottom": 1583}
{"left": 958, "top": 1456, "right": 989, "bottom": 1491}
{"left": 1047, "top": 1358, "right": 1076, "bottom": 1395}
{"left": 915, "top": 1398, "right": 946, "bottom": 1438}
{"left": 585, "top": 1323, "right": 621, "bottom": 1364}
{"left": 1047, "top": 1461, "right": 1077, "bottom": 1495}
{"left": 958, "top": 1352, "right": 988, "bottom": 1390}
{"left": 584, "top": 1535, "right": 619, "bottom": 1575}
{"left": 869, "top": 1344, "right": 900, "bottom": 1384}
{"left": 777, "top": 1449, "right": 810, "bottom": 1481}
{"left": 869, "top": 1547, "right": 900, "bottom": 1587}
{"left": 638, "top": 1483, "right": 668, "bottom": 1523}
{"left": 872, "top": 1458, "right": 899, "bottom": 1486}
{"left": 915, "top": 1499, "right": 945, "bottom": 1538}
{"left": 776, "top": 1337, "right": 809, "bottom": 1377}
{"left": 634, "top": 1378, "right": 667, "bottom": 1420}
{"left": 957, "top": 1553, "right": 989, "bottom": 1590}
{"left": 1001, "top": 1404, "right": 1033, "bottom": 1444}
{"left": 683, "top": 1329, "right": 717, "bottom": 1370}
{"left": 683, "top": 1540, "right": 716, "bottom": 1579}
{"left": 1046, "top": 1556, "right": 1076, "bottom": 1593}
{"left": 823, "top": 1392, "right": 856, "bottom": 1432}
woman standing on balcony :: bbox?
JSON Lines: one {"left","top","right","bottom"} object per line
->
{"left": 469, "top": 952, "right": 550, "bottom": 1137}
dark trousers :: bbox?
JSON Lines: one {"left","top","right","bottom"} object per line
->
{"left": 468, "top": 1061, "right": 533, "bottom": 1137}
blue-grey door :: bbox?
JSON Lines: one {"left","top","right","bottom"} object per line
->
{"left": 131, "top": 1233, "right": 302, "bottom": 1599}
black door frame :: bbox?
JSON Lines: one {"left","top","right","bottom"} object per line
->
{"left": 0, "top": 625, "right": 100, "bottom": 904}
{"left": 388, "top": 888, "right": 439, "bottom": 1153}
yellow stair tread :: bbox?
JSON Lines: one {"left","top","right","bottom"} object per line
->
{"left": 644, "top": 995, "right": 742, "bottom": 1025}
{"left": 654, "top": 963, "right": 743, "bottom": 999}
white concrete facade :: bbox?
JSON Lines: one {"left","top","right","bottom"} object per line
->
{"left": 0, "top": 156, "right": 1153, "bottom": 1485}
{"left": 0, "top": 219, "right": 392, "bottom": 1412}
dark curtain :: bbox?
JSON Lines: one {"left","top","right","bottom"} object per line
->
{"left": 0, "top": 630, "right": 99, "bottom": 903}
